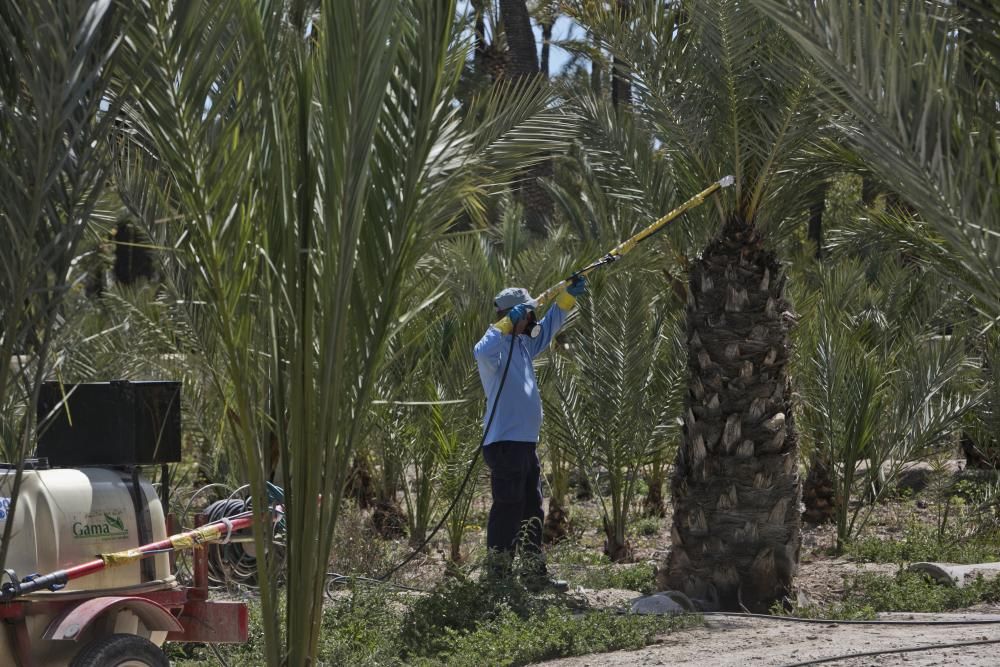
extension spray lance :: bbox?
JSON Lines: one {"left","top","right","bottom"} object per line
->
{"left": 378, "top": 175, "right": 734, "bottom": 581}
{"left": 498, "top": 175, "right": 735, "bottom": 336}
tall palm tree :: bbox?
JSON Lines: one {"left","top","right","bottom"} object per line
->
{"left": 112, "top": 1, "right": 575, "bottom": 662}
{"left": 0, "top": 0, "right": 124, "bottom": 570}
{"left": 500, "top": 0, "right": 554, "bottom": 235}
{"left": 576, "top": 0, "right": 832, "bottom": 611}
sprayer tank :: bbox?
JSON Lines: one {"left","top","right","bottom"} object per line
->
{"left": 0, "top": 467, "right": 173, "bottom": 594}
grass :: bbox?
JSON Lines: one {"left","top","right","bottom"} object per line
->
{"left": 556, "top": 562, "right": 658, "bottom": 594}
{"left": 632, "top": 516, "right": 662, "bottom": 537}
{"left": 421, "top": 606, "right": 699, "bottom": 667}
{"left": 545, "top": 540, "right": 658, "bottom": 593}
{"left": 167, "top": 585, "right": 405, "bottom": 665}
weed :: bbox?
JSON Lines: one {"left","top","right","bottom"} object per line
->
{"left": 401, "top": 570, "right": 544, "bottom": 658}
{"left": 428, "top": 606, "right": 700, "bottom": 667}
{"left": 632, "top": 516, "right": 661, "bottom": 537}
{"left": 785, "top": 570, "right": 1000, "bottom": 620}
{"left": 545, "top": 540, "right": 610, "bottom": 566}
{"left": 557, "top": 562, "right": 657, "bottom": 594}
{"left": 167, "top": 586, "right": 406, "bottom": 666}
{"left": 845, "top": 521, "right": 1000, "bottom": 564}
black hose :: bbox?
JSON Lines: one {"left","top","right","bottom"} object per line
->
{"left": 377, "top": 334, "right": 517, "bottom": 582}
{"left": 203, "top": 497, "right": 271, "bottom": 587}
{"left": 780, "top": 637, "right": 1000, "bottom": 667}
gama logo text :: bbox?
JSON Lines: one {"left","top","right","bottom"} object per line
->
{"left": 72, "top": 510, "right": 129, "bottom": 540}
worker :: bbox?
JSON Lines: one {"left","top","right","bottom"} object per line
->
{"left": 472, "top": 277, "right": 587, "bottom": 591}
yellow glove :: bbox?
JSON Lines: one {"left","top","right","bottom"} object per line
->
{"left": 493, "top": 316, "right": 514, "bottom": 335}
{"left": 557, "top": 276, "right": 587, "bottom": 310}
{"left": 556, "top": 291, "right": 576, "bottom": 311}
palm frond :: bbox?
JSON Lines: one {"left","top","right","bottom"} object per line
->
{"left": 751, "top": 0, "right": 1000, "bottom": 319}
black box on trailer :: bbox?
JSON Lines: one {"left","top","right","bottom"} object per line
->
{"left": 36, "top": 380, "right": 182, "bottom": 466}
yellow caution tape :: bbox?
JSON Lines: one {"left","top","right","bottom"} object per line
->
{"left": 171, "top": 534, "right": 195, "bottom": 549}
{"left": 101, "top": 548, "right": 144, "bottom": 567}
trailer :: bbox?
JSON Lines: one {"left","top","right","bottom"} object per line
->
{"left": 0, "top": 381, "right": 251, "bottom": 666}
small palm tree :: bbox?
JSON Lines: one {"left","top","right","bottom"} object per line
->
{"left": 753, "top": 0, "right": 1000, "bottom": 319}
{"left": 546, "top": 269, "right": 684, "bottom": 561}
{"left": 792, "top": 257, "right": 979, "bottom": 549}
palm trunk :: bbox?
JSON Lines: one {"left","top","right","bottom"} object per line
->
{"left": 801, "top": 448, "right": 836, "bottom": 525}
{"left": 499, "top": 0, "right": 551, "bottom": 236}
{"left": 661, "top": 216, "right": 801, "bottom": 613}
{"left": 544, "top": 446, "right": 571, "bottom": 543}
{"left": 642, "top": 462, "right": 667, "bottom": 518}
{"left": 611, "top": 1, "right": 632, "bottom": 110}
{"left": 344, "top": 452, "right": 376, "bottom": 509}
{"left": 543, "top": 495, "right": 570, "bottom": 543}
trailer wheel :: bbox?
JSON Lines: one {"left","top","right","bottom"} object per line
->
{"left": 70, "top": 633, "right": 169, "bottom": 667}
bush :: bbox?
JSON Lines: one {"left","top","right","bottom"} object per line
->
{"left": 167, "top": 586, "right": 405, "bottom": 666}
{"left": 632, "top": 516, "right": 661, "bottom": 537}
{"left": 401, "top": 572, "right": 541, "bottom": 658}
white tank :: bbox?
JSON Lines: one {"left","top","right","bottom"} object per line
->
{"left": 0, "top": 467, "right": 174, "bottom": 594}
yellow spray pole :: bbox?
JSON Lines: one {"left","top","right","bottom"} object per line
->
{"left": 494, "top": 175, "right": 734, "bottom": 327}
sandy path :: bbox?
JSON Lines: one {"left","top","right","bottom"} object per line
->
{"left": 537, "top": 612, "right": 1000, "bottom": 666}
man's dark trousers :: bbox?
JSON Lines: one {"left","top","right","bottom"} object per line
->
{"left": 482, "top": 440, "right": 545, "bottom": 572}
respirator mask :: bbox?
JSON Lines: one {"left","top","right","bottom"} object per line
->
{"left": 525, "top": 309, "right": 541, "bottom": 338}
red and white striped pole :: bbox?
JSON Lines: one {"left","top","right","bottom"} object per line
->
{"left": 0, "top": 514, "right": 256, "bottom": 601}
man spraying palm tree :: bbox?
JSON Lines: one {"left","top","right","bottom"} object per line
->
{"left": 473, "top": 278, "right": 587, "bottom": 591}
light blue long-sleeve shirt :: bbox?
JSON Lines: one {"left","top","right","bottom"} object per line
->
{"left": 473, "top": 304, "right": 568, "bottom": 446}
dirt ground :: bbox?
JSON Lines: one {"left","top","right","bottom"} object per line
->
{"left": 538, "top": 611, "right": 1000, "bottom": 666}
{"left": 361, "top": 475, "right": 1000, "bottom": 666}
{"left": 535, "top": 496, "right": 1000, "bottom": 666}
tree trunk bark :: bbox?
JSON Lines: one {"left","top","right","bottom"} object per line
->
{"left": 540, "top": 18, "right": 553, "bottom": 78}
{"left": 801, "top": 448, "right": 836, "bottom": 525}
{"left": 643, "top": 466, "right": 667, "bottom": 518}
{"left": 543, "top": 495, "right": 570, "bottom": 543}
{"left": 611, "top": 0, "right": 632, "bottom": 110}
{"left": 661, "top": 216, "right": 802, "bottom": 613}
{"left": 499, "top": 0, "right": 551, "bottom": 236}
{"left": 603, "top": 516, "right": 634, "bottom": 563}
{"left": 344, "top": 453, "right": 376, "bottom": 509}
{"left": 590, "top": 31, "right": 602, "bottom": 94}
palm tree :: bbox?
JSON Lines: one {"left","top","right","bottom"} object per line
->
{"left": 111, "top": 1, "right": 575, "bottom": 662}
{"left": 752, "top": 0, "right": 1000, "bottom": 321}
{"left": 576, "top": 0, "right": 833, "bottom": 611}
{"left": 0, "top": 0, "right": 124, "bottom": 571}
{"left": 546, "top": 268, "right": 685, "bottom": 561}
{"left": 499, "top": 0, "right": 554, "bottom": 235}
{"left": 791, "top": 257, "right": 979, "bottom": 549}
